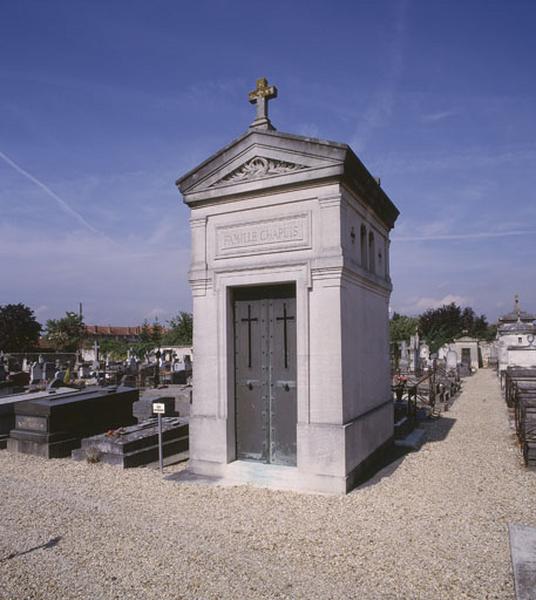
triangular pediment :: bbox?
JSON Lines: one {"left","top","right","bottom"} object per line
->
{"left": 176, "top": 128, "right": 399, "bottom": 229}
{"left": 177, "top": 129, "right": 347, "bottom": 202}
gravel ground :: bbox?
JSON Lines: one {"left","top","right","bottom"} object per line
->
{"left": 1, "top": 369, "right": 535, "bottom": 600}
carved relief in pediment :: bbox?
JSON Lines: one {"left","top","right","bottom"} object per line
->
{"left": 211, "top": 157, "right": 307, "bottom": 187}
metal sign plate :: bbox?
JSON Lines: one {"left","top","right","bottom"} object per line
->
{"left": 152, "top": 402, "right": 166, "bottom": 414}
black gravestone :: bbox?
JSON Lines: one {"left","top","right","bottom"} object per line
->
{"left": 7, "top": 386, "right": 138, "bottom": 458}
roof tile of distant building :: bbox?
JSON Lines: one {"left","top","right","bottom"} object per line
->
{"left": 497, "top": 295, "right": 535, "bottom": 334}
{"left": 498, "top": 295, "right": 535, "bottom": 324}
{"left": 85, "top": 325, "right": 144, "bottom": 336}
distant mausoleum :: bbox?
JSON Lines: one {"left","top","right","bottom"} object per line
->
{"left": 497, "top": 296, "right": 536, "bottom": 373}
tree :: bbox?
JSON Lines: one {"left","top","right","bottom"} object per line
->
{"left": 98, "top": 338, "right": 129, "bottom": 360}
{"left": 45, "top": 312, "right": 85, "bottom": 352}
{"left": 484, "top": 323, "right": 498, "bottom": 341}
{"left": 418, "top": 302, "right": 490, "bottom": 353}
{"left": 133, "top": 319, "right": 164, "bottom": 357}
{"left": 151, "top": 318, "right": 163, "bottom": 348}
{"left": 389, "top": 313, "right": 419, "bottom": 343}
{"left": 162, "top": 311, "right": 193, "bottom": 346}
{"left": 0, "top": 304, "right": 42, "bottom": 352}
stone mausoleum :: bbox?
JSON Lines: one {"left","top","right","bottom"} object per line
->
{"left": 176, "top": 78, "right": 399, "bottom": 494}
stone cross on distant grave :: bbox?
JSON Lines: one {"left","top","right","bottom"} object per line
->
{"left": 91, "top": 342, "right": 100, "bottom": 371}
{"left": 248, "top": 77, "right": 277, "bottom": 130}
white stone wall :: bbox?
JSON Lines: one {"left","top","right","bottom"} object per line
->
{"left": 506, "top": 347, "right": 536, "bottom": 368}
{"left": 498, "top": 333, "right": 534, "bottom": 371}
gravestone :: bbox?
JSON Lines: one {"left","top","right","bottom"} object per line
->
{"left": 408, "top": 333, "right": 418, "bottom": 373}
{"left": 7, "top": 387, "right": 138, "bottom": 458}
{"left": 133, "top": 395, "right": 177, "bottom": 422}
{"left": 399, "top": 341, "right": 410, "bottom": 373}
{"left": 175, "top": 78, "right": 399, "bottom": 493}
{"left": 446, "top": 349, "right": 458, "bottom": 371}
{"left": 78, "top": 364, "right": 90, "bottom": 379}
{"left": 509, "top": 523, "right": 536, "bottom": 600}
{"left": 126, "top": 356, "right": 138, "bottom": 375}
{"left": 43, "top": 362, "right": 56, "bottom": 382}
{"left": 30, "top": 361, "right": 43, "bottom": 384}
{"left": 72, "top": 417, "right": 188, "bottom": 468}
{"left": 419, "top": 343, "right": 431, "bottom": 370}
{"left": 0, "top": 387, "right": 78, "bottom": 449}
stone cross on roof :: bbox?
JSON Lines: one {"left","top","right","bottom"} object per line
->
{"left": 515, "top": 293, "right": 520, "bottom": 318}
{"left": 248, "top": 77, "right": 277, "bottom": 131}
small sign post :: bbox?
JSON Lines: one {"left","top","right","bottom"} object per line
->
{"left": 152, "top": 402, "right": 166, "bottom": 473}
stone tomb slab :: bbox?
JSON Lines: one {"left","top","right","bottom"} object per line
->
{"left": 72, "top": 417, "right": 189, "bottom": 467}
{"left": 509, "top": 523, "right": 536, "bottom": 600}
{"left": 7, "top": 386, "right": 138, "bottom": 458}
{"left": 0, "top": 387, "right": 76, "bottom": 449}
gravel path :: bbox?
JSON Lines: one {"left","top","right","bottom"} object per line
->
{"left": 1, "top": 369, "right": 535, "bottom": 600}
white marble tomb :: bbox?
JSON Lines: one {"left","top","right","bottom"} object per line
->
{"left": 176, "top": 78, "right": 400, "bottom": 494}
{"left": 496, "top": 296, "right": 536, "bottom": 373}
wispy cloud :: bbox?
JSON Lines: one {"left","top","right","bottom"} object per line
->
{"left": 393, "top": 228, "right": 536, "bottom": 242}
{"left": 0, "top": 150, "right": 102, "bottom": 236}
{"left": 351, "top": 0, "right": 409, "bottom": 152}
{"left": 145, "top": 307, "right": 168, "bottom": 322}
{"left": 415, "top": 294, "right": 472, "bottom": 310}
{"left": 0, "top": 220, "right": 191, "bottom": 325}
{"left": 397, "top": 294, "right": 473, "bottom": 315}
{"left": 421, "top": 109, "right": 458, "bottom": 123}
{"left": 375, "top": 145, "right": 536, "bottom": 174}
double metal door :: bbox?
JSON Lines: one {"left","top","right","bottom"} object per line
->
{"left": 234, "top": 286, "right": 297, "bottom": 466}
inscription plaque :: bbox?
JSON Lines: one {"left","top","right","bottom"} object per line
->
{"left": 216, "top": 213, "right": 311, "bottom": 258}
{"left": 16, "top": 415, "right": 47, "bottom": 432}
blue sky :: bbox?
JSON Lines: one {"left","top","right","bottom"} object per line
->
{"left": 1, "top": 0, "right": 535, "bottom": 326}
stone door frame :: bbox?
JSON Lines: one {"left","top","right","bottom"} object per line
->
{"left": 214, "top": 264, "right": 311, "bottom": 466}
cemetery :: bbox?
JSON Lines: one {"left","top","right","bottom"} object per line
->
{"left": 1, "top": 79, "right": 535, "bottom": 599}
{"left": 0, "top": 340, "right": 192, "bottom": 463}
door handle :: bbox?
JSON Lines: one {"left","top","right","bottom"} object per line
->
{"left": 275, "top": 380, "right": 296, "bottom": 390}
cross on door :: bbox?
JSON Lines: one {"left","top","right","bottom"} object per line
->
{"left": 241, "top": 304, "right": 258, "bottom": 368}
{"left": 276, "top": 303, "right": 295, "bottom": 369}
